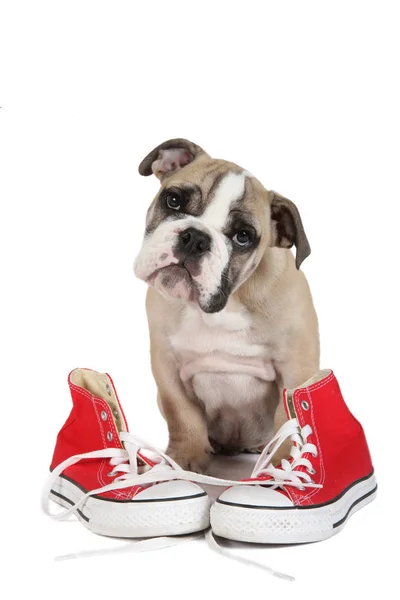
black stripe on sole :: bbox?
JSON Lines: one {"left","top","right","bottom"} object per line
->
{"left": 216, "top": 470, "right": 376, "bottom": 511}
{"left": 55, "top": 474, "right": 207, "bottom": 503}
{"left": 332, "top": 485, "right": 377, "bottom": 528}
{"left": 50, "top": 489, "right": 90, "bottom": 522}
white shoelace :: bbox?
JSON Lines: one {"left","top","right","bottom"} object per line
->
{"left": 43, "top": 423, "right": 319, "bottom": 581}
{"left": 42, "top": 431, "right": 245, "bottom": 521}
{"left": 251, "top": 418, "right": 322, "bottom": 490}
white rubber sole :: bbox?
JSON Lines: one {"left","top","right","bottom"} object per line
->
{"left": 51, "top": 475, "right": 211, "bottom": 538}
{"left": 210, "top": 472, "right": 377, "bottom": 544}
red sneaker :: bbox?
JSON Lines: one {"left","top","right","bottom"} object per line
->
{"left": 211, "top": 369, "right": 377, "bottom": 544}
{"left": 43, "top": 368, "right": 211, "bottom": 538}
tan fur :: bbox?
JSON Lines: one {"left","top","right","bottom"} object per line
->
{"left": 138, "top": 140, "right": 320, "bottom": 471}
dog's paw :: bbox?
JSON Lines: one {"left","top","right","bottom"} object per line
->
{"left": 167, "top": 443, "right": 212, "bottom": 474}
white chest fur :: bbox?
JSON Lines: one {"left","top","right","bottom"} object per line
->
{"left": 169, "top": 303, "right": 265, "bottom": 357}
{"left": 169, "top": 303, "right": 276, "bottom": 449}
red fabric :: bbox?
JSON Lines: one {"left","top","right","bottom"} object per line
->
{"left": 50, "top": 369, "right": 146, "bottom": 500}
{"left": 278, "top": 370, "right": 373, "bottom": 506}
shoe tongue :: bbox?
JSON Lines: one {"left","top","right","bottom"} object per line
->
{"left": 283, "top": 388, "right": 299, "bottom": 420}
{"left": 283, "top": 369, "right": 333, "bottom": 420}
{"left": 75, "top": 369, "right": 128, "bottom": 433}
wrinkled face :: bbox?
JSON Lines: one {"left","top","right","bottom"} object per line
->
{"left": 134, "top": 139, "right": 310, "bottom": 313}
{"left": 135, "top": 164, "right": 269, "bottom": 313}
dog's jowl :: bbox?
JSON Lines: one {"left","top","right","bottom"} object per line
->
{"left": 134, "top": 138, "right": 319, "bottom": 472}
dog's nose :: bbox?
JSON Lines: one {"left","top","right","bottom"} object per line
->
{"left": 178, "top": 227, "right": 211, "bottom": 257}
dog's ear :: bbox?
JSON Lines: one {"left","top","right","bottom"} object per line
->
{"left": 270, "top": 191, "right": 311, "bottom": 269}
{"left": 138, "top": 138, "right": 207, "bottom": 181}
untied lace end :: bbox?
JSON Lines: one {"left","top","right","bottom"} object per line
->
{"left": 205, "top": 530, "right": 295, "bottom": 582}
{"left": 55, "top": 529, "right": 295, "bottom": 581}
{"left": 55, "top": 534, "right": 203, "bottom": 562}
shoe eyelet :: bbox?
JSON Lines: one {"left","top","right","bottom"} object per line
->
{"left": 309, "top": 467, "right": 316, "bottom": 475}
{"left": 312, "top": 452, "right": 318, "bottom": 458}
{"left": 301, "top": 400, "right": 309, "bottom": 411}
{"left": 101, "top": 410, "right": 108, "bottom": 421}
{"left": 106, "top": 383, "right": 112, "bottom": 396}
{"left": 107, "top": 471, "right": 114, "bottom": 477}
{"left": 299, "top": 486, "right": 306, "bottom": 491}
{"left": 107, "top": 431, "right": 113, "bottom": 442}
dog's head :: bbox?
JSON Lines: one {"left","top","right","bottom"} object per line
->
{"left": 134, "top": 138, "right": 310, "bottom": 313}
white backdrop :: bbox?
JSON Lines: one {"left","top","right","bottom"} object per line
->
{"left": 1, "top": 1, "right": 398, "bottom": 597}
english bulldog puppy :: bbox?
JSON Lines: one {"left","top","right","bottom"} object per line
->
{"left": 134, "top": 139, "right": 319, "bottom": 472}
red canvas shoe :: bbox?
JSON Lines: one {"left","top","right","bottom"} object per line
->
{"left": 42, "top": 368, "right": 211, "bottom": 538}
{"left": 210, "top": 369, "right": 377, "bottom": 544}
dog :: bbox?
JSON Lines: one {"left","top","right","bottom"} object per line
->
{"left": 134, "top": 138, "right": 319, "bottom": 472}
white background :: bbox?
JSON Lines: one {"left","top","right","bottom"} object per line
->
{"left": 1, "top": 1, "right": 399, "bottom": 597}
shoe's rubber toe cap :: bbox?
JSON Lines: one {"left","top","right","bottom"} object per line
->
{"left": 134, "top": 480, "right": 207, "bottom": 502}
{"left": 51, "top": 476, "right": 210, "bottom": 538}
{"left": 216, "top": 485, "right": 294, "bottom": 508}
{"left": 210, "top": 485, "right": 295, "bottom": 543}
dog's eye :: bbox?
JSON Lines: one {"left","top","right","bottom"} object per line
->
{"left": 166, "top": 193, "right": 181, "bottom": 211}
{"left": 232, "top": 230, "right": 253, "bottom": 246}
